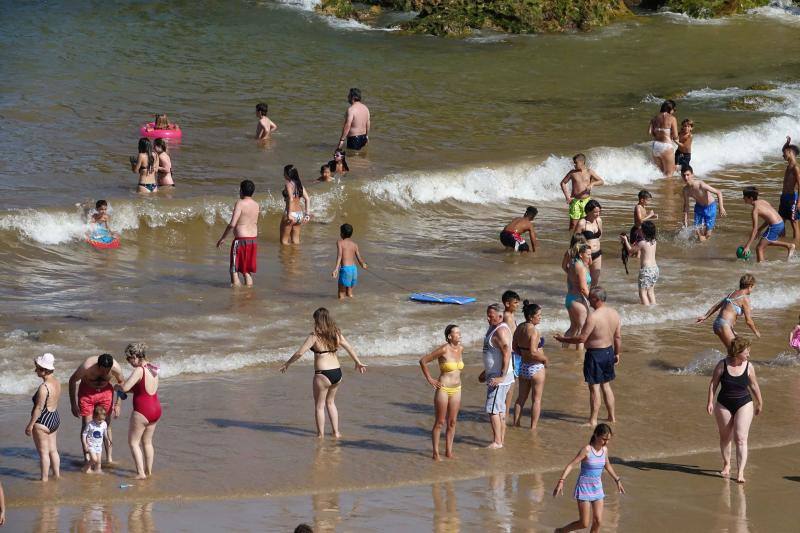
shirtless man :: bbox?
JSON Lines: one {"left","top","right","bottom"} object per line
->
{"left": 742, "top": 186, "right": 796, "bottom": 262}
{"left": 255, "top": 103, "right": 277, "bottom": 140}
{"left": 500, "top": 206, "right": 538, "bottom": 252}
{"left": 336, "top": 88, "right": 370, "bottom": 152}
{"left": 682, "top": 166, "right": 726, "bottom": 241}
{"left": 554, "top": 287, "right": 621, "bottom": 426}
{"left": 561, "top": 154, "right": 604, "bottom": 231}
{"left": 778, "top": 136, "right": 800, "bottom": 241}
{"left": 68, "top": 353, "right": 124, "bottom": 463}
{"left": 216, "top": 180, "right": 260, "bottom": 287}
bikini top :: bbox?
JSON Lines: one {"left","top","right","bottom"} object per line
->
{"left": 312, "top": 348, "right": 338, "bottom": 355}
{"left": 581, "top": 223, "right": 601, "bottom": 240}
{"left": 723, "top": 293, "right": 746, "bottom": 316}
{"left": 439, "top": 360, "right": 464, "bottom": 373}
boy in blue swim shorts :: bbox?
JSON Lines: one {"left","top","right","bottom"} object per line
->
{"left": 742, "top": 186, "right": 796, "bottom": 263}
{"left": 332, "top": 223, "right": 368, "bottom": 299}
{"left": 682, "top": 166, "right": 726, "bottom": 242}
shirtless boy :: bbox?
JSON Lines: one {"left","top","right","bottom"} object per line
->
{"left": 217, "top": 180, "right": 260, "bottom": 287}
{"left": 255, "top": 103, "right": 277, "bottom": 140}
{"left": 336, "top": 88, "right": 370, "bottom": 152}
{"left": 742, "top": 186, "right": 796, "bottom": 262}
{"left": 682, "top": 166, "right": 726, "bottom": 241}
{"left": 630, "top": 189, "right": 657, "bottom": 247}
{"left": 561, "top": 154, "right": 605, "bottom": 231}
{"left": 620, "top": 221, "right": 659, "bottom": 305}
{"left": 68, "top": 353, "right": 124, "bottom": 463}
{"left": 500, "top": 206, "right": 538, "bottom": 253}
{"left": 675, "top": 119, "right": 694, "bottom": 172}
{"left": 778, "top": 136, "right": 800, "bottom": 241}
{"left": 332, "top": 223, "right": 367, "bottom": 299}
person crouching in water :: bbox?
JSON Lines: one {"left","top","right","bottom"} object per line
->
{"left": 500, "top": 206, "right": 538, "bottom": 253}
{"left": 620, "top": 221, "right": 659, "bottom": 305}
{"left": 741, "top": 186, "right": 796, "bottom": 262}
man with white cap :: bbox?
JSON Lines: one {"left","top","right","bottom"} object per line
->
{"left": 68, "top": 353, "right": 124, "bottom": 464}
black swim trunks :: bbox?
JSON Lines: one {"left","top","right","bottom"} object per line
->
{"left": 675, "top": 150, "right": 691, "bottom": 171}
{"left": 499, "top": 230, "right": 530, "bottom": 252}
{"left": 583, "top": 346, "right": 616, "bottom": 385}
{"left": 778, "top": 192, "right": 798, "bottom": 221}
{"left": 346, "top": 134, "right": 368, "bottom": 151}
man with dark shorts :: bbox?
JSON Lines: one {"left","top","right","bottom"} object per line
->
{"left": 555, "top": 287, "right": 621, "bottom": 426}
{"left": 779, "top": 136, "right": 800, "bottom": 241}
{"left": 69, "top": 353, "right": 124, "bottom": 463}
{"left": 500, "top": 206, "right": 538, "bottom": 253}
{"left": 336, "top": 88, "right": 370, "bottom": 152}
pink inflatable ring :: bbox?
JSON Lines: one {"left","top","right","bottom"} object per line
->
{"left": 139, "top": 122, "right": 182, "bottom": 140}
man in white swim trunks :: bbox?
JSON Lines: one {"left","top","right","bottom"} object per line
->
{"left": 479, "top": 304, "right": 514, "bottom": 449}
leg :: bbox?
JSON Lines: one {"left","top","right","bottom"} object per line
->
{"left": 556, "top": 500, "right": 592, "bottom": 532}
{"left": 504, "top": 379, "right": 515, "bottom": 421}
{"left": 713, "top": 403, "right": 734, "bottom": 477}
{"left": 513, "top": 378, "right": 532, "bottom": 427}
{"left": 715, "top": 325, "right": 736, "bottom": 352}
{"left": 647, "top": 286, "right": 656, "bottom": 305}
{"left": 766, "top": 238, "right": 795, "bottom": 259}
{"left": 290, "top": 224, "right": 302, "bottom": 244}
{"left": 32, "top": 425, "right": 51, "bottom": 481}
{"left": 325, "top": 381, "right": 341, "bottom": 438}
{"left": 567, "top": 302, "right": 589, "bottom": 351}
{"left": 229, "top": 270, "right": 240, "bottom": 287}
{"left": 589, "top": 256, "right": 602, "bottom": 288}
{"left": 444, "top": 392, "right": 461, "bottom": 459}
{"left": 142, "top": 422, "right": 157, "bottom": 476}
{"left": 600, "top": 382, "right": 616, "bottom": 423}
{"left": 590, "top": 499, "right": 605, "bottom": 533}
{"left": 587, "top": 384, "right": 601, "bottom": 426}
{"left": 638, "top": 287, "right": 647, "bottom": 305}
{"left": 431, "top": 389, "right": 448, "bottom": 461}
{"left": 48, "top": 430, "right": 60, "bottom": 479}
{"left": 337, "top": 282, "right": 346, "bottom": 300}
{"left": 243, "top": 273, "right": 253, "bottom": 287}
{"left": 346, "top": 286, "right": 354, "bottom": 298}
{"left": 732, "top": 402, "right": 754, "bottom": 483}
{"left": 756, "top": 238, "right": 767, "bottom": 262}
{"left": 312, "top": 375, "right": 329, "bottom": 438}
{"left": 488, "top": 414, "right": 503, "bottom": 448}
{"left": 80, "top": 415, "right": 90, "bottom": 461}
{"left": 279, "top": 219, "right": 292, "bottom": 245}
{"left": 530, "top": 370, "right": 545, "bottom": 429}
{"left": 104, "top": 416, "right": 113, "bottom": 464}
{"left": 791, "top": 219, "right": 799, "bottom": 241}
{"left": 128, "top": 412, "right": 148, "bottom": 479}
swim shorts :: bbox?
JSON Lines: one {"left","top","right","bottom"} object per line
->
{"left": 675, "top": 150, "right": 691, "bottom": 171}
{"left": 778, "top": 192, "right": 798, "bottom": 221}
{"left": 338, "top": 264, "right": 358, "bottom": 287}
{"left": 693, "top": 202, "right": 718, "bottom": 231}
{"left": 78, "top": 383, "right": 114, "bottom": 418}
{"left": 638, "top": 265, "right": 659, "bottom": 289}
{"left": 583, "top": 346, "right": 616, "bottom": 385}
{"left": 230, "top": 237, "right": 258, "bottom": 274}
{"left": 485, "top": 381, "right": 512, "bottom": 415}
{"left": 499, "top": 230, "right": 530, "bottom": 252}
{"left": 762, "top": 221, "right": 785, "bottom": 242}
{"left": 346, "top": 134, "right": 368, "bottom": 151}
{"left": 569, "top": 197, "right": 591, "bottom": 220}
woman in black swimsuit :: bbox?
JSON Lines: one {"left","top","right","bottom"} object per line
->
{"left": 280, "top": 308, "right": 367, "bottom": 438}
{"left": 706, "top": 336, "right": 763, "bottom": 483}
{"left": 25, "top": 353, "right": 62, "bottom": 481}
{"left": 574, "top": 199, "right": 603, "bottom": 288}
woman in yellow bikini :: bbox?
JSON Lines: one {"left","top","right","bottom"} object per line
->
{"left": 419, "top": 325, "right": 464, "bottom": 461}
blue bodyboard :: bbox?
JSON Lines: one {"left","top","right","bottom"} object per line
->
{"left": 409, "top": 293, "right": 476, "bottom": 305}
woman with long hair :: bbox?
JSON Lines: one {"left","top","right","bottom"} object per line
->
{"left": 649, "top": 100, "right": 679, "bottom": 177}
{"left": 574, "top": 199, "right": 603, "bottom": 287}
{"left": 563, "top": 241, "right": 592, "bottom": 351}
{"left": 131, "top": 137, "right": 158, "bottom": 193}
{"left": 280, "top": 164, "right": 312, "bottom": 244}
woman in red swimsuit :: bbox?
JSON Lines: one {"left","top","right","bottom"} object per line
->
{"left": 118, "top": 343, "right": 162, "bottom": 479}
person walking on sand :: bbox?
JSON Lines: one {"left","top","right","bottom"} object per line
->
{"left": 555, "top": 287, "right": 621, "bottom": 427}
{"left": 280, "top": 308, "right": 367, "bottom": 438}
{"left": 649, "top": 100, "right": 678, "bottom": 177}
{"left": 707, "top": 336, "right": 763, "bottom": 483}
{"left": 561, "top": 154, "right": 605, "bottom": 232}
{"left": 778, "top": 136, "right": 800, "bottom": 241}
{"left": 501, "top": 290, "right": 521, "bottom": 420}
{"left": 68, "top": 353, "right": 124, "bottom": 464}
{"left": 25, "top": 353, "right": 61, "bottom": 481}
{"left": 116, "top": 343, "right": 162, "bottom": 480}
{"left": 682, "top": 166, "right": 726, "bottom": 242}
{"left": 552, "top": 423, "right": 624, "bottom": 533}
{"left": 620, "top": 221, "right": 659, "bottom": 305}
{"left": 741, "top": 186, "right": 796, "bottom": 261}
{"left": 499, "top": 206, "right": 538, "bottom": 252}
{"left": 216, "top": 180, "right": 260, "bottom": 287}
{"left": 419, "top": 325, "right": 464, "bottom": 461}
{"left": 697, "top": 274, "right": 760, "bottom": 351}
{"left": 336, "top": 88, "right": 370, "bottom": 152}
{"left": 512, "top": 301, "right": 548, "bottom": 430}
{"left": 479, "top": 304, "right": 514, "bottom": 449}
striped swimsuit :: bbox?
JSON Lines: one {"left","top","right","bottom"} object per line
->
{"left": 574, "top": 446, "right": 606, "bottom": 501}
{"left": 33, "top": 383, "right": 60, "bottom": 433}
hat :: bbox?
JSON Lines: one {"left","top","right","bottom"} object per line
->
{"left": 35, "top": 353, "right": 55, "bottom": 371}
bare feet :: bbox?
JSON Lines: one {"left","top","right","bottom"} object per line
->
{"left": 445, "top": 451, "right": 455, "bottom": 459}
{"left": 432, "top": 452, "right": 441, "bottom": 461}
{"left": 736, "top": 475, "right": 746, "bottom": 484}
{"left": 607, "top": 416, "right": 616, "bottom": 423}
{"left": 719, "top": 465, "right": 730, "bottom": 478}
{"left": 333, "top": 432, "right": 342, "bottom": 439}
{"left": 487, "top": 442, "right": 503, "bottom": 449}
{"left": 134, "top": 474, "right": 147, "bottom": 480}
{"left": 788, "top": 244, "right": 795, "bottom": 259}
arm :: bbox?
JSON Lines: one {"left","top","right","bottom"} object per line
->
{"left": 355, "top": 244, "right": 368, "bottom": 269}
{"left": 742, "top": 300, "right": 761, "bottom": 338}
{"left": 671, "top": 117, "right": 679, "bottom": 142}
{"left": 419, "top": 345, "right": 447, "bottom": 389}
{"left": 118, "top": 367, "right": 144, "bottom": 394}
{"left": 620, "top": 234, "right": 636, "bottom": 254}
{"left": 604, "top": 456, "right": 625, "bottom": 493}
{"left": 488, "top": 329, "right": 511, "bottom": 387}
{"left": 553, "top": 447, "right": 589, "bottom": 496}
{"left": 216, "top": 202, "right": 241, "bottom": 248}
{"left": 528, "top": 329, "right": 548, "bottom": 365}
{"left": 696, "top": 298, "right": 724, "bottom": 323}
{"left": 707, "top": 361, "right": 723, "bottom": 414}
{"left": 748, "top": 364, "right": 763, "bottom": 415}
{"left": 560, "top": 173, "right": 573, "bottom": 204}
{"left": 338, "top": 334, "right": 367, "bottom": 373}
{"left": 132, "top": 154, "right": 144, "bottom": 174}
{"left": 26, "top": 384, "right": 46, "bottom": 435}
{"left": 365, "top": 111, "right": 370, "bottom": 137}
{"left": 702, "top": 183, "right": 726, "bottom": 216}
{"left": 68, "top": 366, "right": 84, "bottom": 417}
{"left": 682, "top": 188, "right": 690, "bottom": 227}
{"left": 332, "top": 241, "right": 343, "bottom": 278}
{"left": 577, "top": 263, "right": 590, "bottom": 298}
{"left": 279, "top": 334, "right": 315, "bottom": 373}
{"left": 302, "top": 188, "right": 311, "bottom": 215}
{"left": 337, "top": 109, "right": 354, "bottom": 149}
{"left": 555, "top": 315, "right": 596, "bottom": 345}
{"left": 676, "top": 132, "right": 691, "bottom": 152}
{"left": 743, "top": 208, "right": 761, "bottom": 251}
{"left": 613, "top": 317, "right": 622, "bottom": 363}
{"left": 268, "top": 119, "right": 278, "bottom": 134}
{"left": 561, "top": 251, "right": 571, "bottom": 273}
{"left": 589, "top": 170, "right": 605, "bottom": 188}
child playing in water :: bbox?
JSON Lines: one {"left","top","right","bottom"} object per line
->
{"left": 790, "top": 315, "right": 800, "bottom": 355}
{"left": 332, "top": 223, "right": 367, "bottom": 299}
{"left": 328, "top": 149, "right": 349, "bottom": 175}
{"left": 620, "top": 221, "right": 659, "bottom": 305}
{"left": 502, "top": 290, "right": 521, "bottom": 417}
{"left": 145, "top": 114, "right": 178, "bottom": 131}
{"left": 630, "top": 189, "right": 657, "bottom": 246}
{"left": 88, "top": 200, "right": 118, "bottom": 242}
{"left": 255, "top": 103, "right": 278, "bottom": 140}
{"left": 741, "top": 186, "right": 795, "bottom": 262}
{"left": 317, "top": 165, "right": 333, "bottom": 183}
{"left": 153, "top": 138, "right": 174, "bottom": 187}
{"left": 552, "top": 424, "right": 625, "bottom": 533}
{"left": 82, "top": 405, "right": 108, "bottom": 474}
{"left": 675, "top": 119, "right": 694, "bottom": 172}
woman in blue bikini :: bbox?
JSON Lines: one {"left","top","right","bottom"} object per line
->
{"left": 697, "top": 274, "right": 760, "bottom": 351}
{"left": 563, "top": 242, "right": 592, "bottom": 351}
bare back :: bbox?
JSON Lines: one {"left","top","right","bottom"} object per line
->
{"left": 233, "top": 198, "right": 260, "bottom": 238}
{"left": 338, "top": 238, "right": 359, "bottom": 266}
{"left": 583, "top": 306, "right": 620, "bottom": 349}
{"left": 347, "top": 102, "right": 370, "bottom": 136}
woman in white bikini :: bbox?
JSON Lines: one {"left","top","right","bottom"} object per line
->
{"left": 280, "top": 164, "right": 311, "bottom": 245}
{"left": 648, "top": 100, "right": 679, "bottom": 177}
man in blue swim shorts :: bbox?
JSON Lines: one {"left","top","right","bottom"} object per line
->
{"left": 681, "top": 166, "right": 726, "bottom": 241}
{"left": 332, "top": 223, "right": 368, "bottom": 299}
{"left": 555, "top": 287, "right": 622, "bottom": 427}
{"left": 779, "top": 137, "right": 800, "bottom": 240}
{"left": 742, "top": 186, "right": 796, "bottom": 263}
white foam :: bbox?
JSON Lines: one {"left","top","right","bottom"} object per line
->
{"left": 750, "top": 1, "right": 800, "bottom": 24}
{"left": 656, "top": 10, "right": 729, "bottom": 25}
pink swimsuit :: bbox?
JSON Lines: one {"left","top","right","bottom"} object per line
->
{"left": 132, "top": 364, "right": 162, "bottom": 423}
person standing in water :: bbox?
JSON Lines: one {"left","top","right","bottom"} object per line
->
{"left": 778, "top": 136, "right": 800, "bottom": 241}
{"left": 697, "top": 274, "right": 760, "bottom": 351}
{"left": 512, "top": 302, "right": 548, "bottom": 430}
{"left": 789, "top": 314, "right": 800, "bottom": 356}
{"left": 216, "top": 180, "right": 260, "bottom": 287}
{"left": 741, "top": 186, "right": 796, "bottom": 261}
{"left": 682, "top": 166, "right": 726, "bottom": 241}
{"left": 560, "top": 154, "right": 605, "bottom": 231}
{"left": 649, "top": 100, "right": 678, "bottom": 177}
{"left": 280, "top": 308, "right": 367, "bottom": 438}
{"left": 336, "top": 88, "right": 370, "bottom": 152}
{"left": 620, "top": 221, "right": 659, "bottom": 305}
{"left": 707, "top": 336, "right": 763, "bottom": 483}
{"left": 574, "top": 200, "right": 603, "bottom": 287}
{"left": 479, "top": 304, "right": 513, "bottom": 449}
{"left": 153, "top": 138, "right": 174, "bottom": 187}
{"left": 26, "top": 353, "right": 61, "bottom": 481}
{"left": 131, "top": 138, "right": 158, "bottom": 194}
{"left": 555, "top": 287, "right": 622, "bottom": 427}
{"left": 419, "top": 325, "right": 464, "bottom": 461}
{"left": 331, "top": 223, "right": 368, "bottom": 299}
{"left": 552, "top": 424, "right": 624, "bottom": 533}
{"left": 630, "top": 189, "right": 657, "bottom": 246}
{"left": 255, "top": 102, "right": 278, "bottom": 140}
{"left": 675, "top": 118, "right": 694, "bottom": 172}
{"left": 280, "top": 165, "right": 312, "bottom": 245}
{"left": 500, "top": 206, "right": 538, "bottom": 252}
{"left": 563, "top": 241, "right": 592, "bottom": 352}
